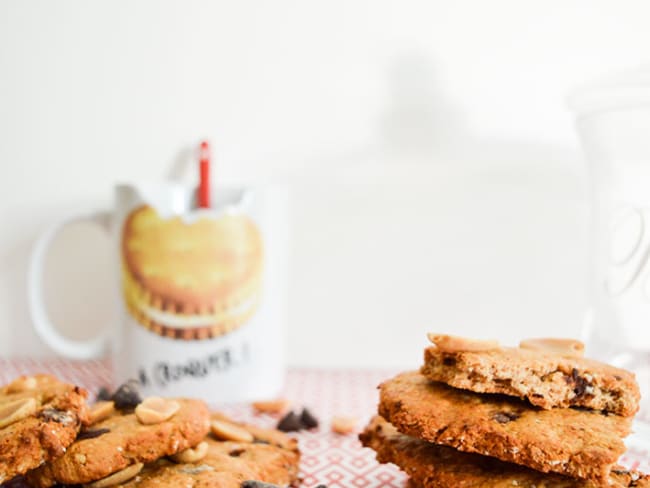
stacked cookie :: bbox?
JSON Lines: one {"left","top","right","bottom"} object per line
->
{"left": 0, "top": 376, "right": 300, "bottom": 488}
{"left": 361, "top": 334, "right": 649, "bottom": 487}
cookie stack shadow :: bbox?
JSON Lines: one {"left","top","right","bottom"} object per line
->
{"left": 360, "top": 334, "right": 649, "bottom": 488}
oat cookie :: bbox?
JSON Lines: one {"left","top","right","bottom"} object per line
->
{"left": 0, "top": 374, "right": 89, "bottom": 484}
{"left": 378, "top": 372, "right": 631, "bottom": 483}
{"left": 27, "top": 397, "right": 210, "bottom": 487}
{"left": 116, "top": 438, "right": 299, "bottom": 488}
{"left": 421, "top": 335, "right": 640, "bottom": 415}
{"left": 95, "top": 412, "right": 300, "bottom": 487}
{"left": 360, "top": 416, "right": 649, "bottom": 488}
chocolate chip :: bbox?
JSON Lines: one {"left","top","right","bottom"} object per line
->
{"left": 253, "top": 438, "right": 270, "bottom": 445}
{"left": 277, "top": 411, "right": 302, "bottom": 432}
{"left": 96, "top": 386, "right": 112, "bottom": 402}
{"left": 1, "top": 475, "right": 31, "bottom": 488}
{"left": 241, "top": 482, "right": 281, "bottom": 488}
{"left": 493, "top": 411, "right": 519, "bottom": 424}
{"left": 77, "top": 427, "right": 110, "bottom": 440}
{"left": 39, "top": 408, "right": 75, "bottom": 426}
{"left": 111, "top": 379, "right": 142, "bottom": 410}
{"left": 300, "top": 407, "right": 319, "bottom": 429}
{"left": 229, "top": 448, "right": 245, "bottom": 457}
{"left": 442, "top": 356, "right": 456, "bottom": 366}
{"left": 571, "top": 368, "right": 590, "bottom": 398}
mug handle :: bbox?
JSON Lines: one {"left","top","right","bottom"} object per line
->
{"left": 28, "top": 210, "right": 112, "bottom": 359}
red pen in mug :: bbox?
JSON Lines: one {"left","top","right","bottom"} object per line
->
{"left": 198, "top": 141, "right": 211, "bottom": 208}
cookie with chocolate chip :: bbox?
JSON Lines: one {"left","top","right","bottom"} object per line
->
{"left": 0, "top": 374, "right": 89, "bottom": 484}
{"left": 27, "top": 393, "right": 210, "bottom": 487}
{"left": 95, "top": 412, "right": 300, "bottom": 488}
{"left": 421, "top": 334, "right": 640, "bottom": 416}
{"left": 378, "top": 371, "right": 632, "bottom": 483}
{"left": 361, "top": 415, "right": 650, "bottom": 488}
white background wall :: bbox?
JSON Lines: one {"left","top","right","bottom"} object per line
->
{"left": 1, "top": 1, "right": 650, "bottom": 368}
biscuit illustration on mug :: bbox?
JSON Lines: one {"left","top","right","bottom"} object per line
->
{"left": 121, "top": 205, "right": 264, "bottom": 340}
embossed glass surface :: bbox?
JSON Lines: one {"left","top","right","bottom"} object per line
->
{"left": 570, "top": 66, "right": 650, "bottom": 415}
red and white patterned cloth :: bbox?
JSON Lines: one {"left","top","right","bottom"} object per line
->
{"left": 0, "top": 360, "right": 648, "bottom": 487}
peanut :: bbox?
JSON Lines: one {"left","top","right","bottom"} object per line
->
{"left": 170, "top": 441, "right": 209, "bottom": 463}
{"left": 89, "top": 401, "right": 115, "bottom": 425}
{"left": 0, "top": 398, "right": 37, "bottom": 428}
{"left": 252, "top": 399, "right": 291, "bottom": 415}
{"left": 135, "top": 397, "right": 180, "bottom": 425}
{"left": 519, "top": 338, "right": 585, "bottom": 358}
{"left": 428, "top": 333, "right": 500, "bottom": 353}
{"left": 86, "top": 463, "right": 143, "bottom": 488}
{"left": 5, "top": 376, "right": 37, "bottom": 394}
{"left": 210, "top": 419, "right": 254, "bottom": 443}
{"left": 331, "top": 415, "right": 357, "bottom": 435}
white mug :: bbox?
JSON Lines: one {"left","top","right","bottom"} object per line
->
{"left": 28, "top": 182, "right": 288, "bottom": 403}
